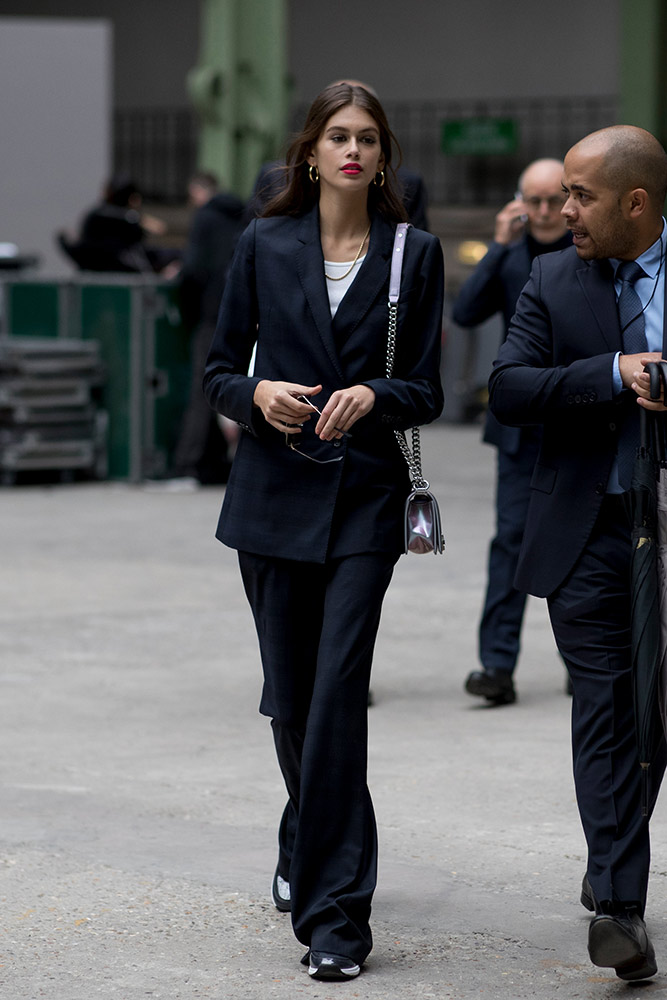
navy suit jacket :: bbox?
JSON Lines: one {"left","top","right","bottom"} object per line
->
{"left": 453, "top": 234, "right": 572, "bottom": 453}
{"left": 489, "top": 245, "right": 645, "bottom": 597}
{"left": 203, "top": 207, "right": 444, "bottom": 562}
{"left": 454, "top": 239, "right": 532, "bottom": 452}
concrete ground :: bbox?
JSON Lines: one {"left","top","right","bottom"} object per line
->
{"left": 3, "top": 423, "right": 667, "bottom": 1000}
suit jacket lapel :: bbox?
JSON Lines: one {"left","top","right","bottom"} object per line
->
{"left": 331, "top": 215, "right": 394, "bottom": 338}
{"left": 295, "top": 207, "right": 344, "bottom": 381}
{"left": 576, "top": 257, "right": 621, "bottom": 353}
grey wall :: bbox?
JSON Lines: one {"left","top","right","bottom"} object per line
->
{"left": 1, "top": 0, "right": 619, "bottom": 110}
{"left": 0, "top": 1, "right": 201, "bottom": 109}
{"left": 287, "top": 0, "right": 619, "bottom": 104}
{"left": 0, "top": 17, "right": 111, "bottom": 274}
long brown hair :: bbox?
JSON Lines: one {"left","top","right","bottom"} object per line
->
{"left": 262, "top": 83, "right": 408, "bottom": 223}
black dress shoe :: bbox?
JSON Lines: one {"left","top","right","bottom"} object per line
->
{"left": 588, "top": 911, "right": 657, "bottom": 981}
{"left": 580, "top": 874, "right": 596, "bottom": 911}
{"left": 464, "top": 669, "right": 516, "bottom": 705}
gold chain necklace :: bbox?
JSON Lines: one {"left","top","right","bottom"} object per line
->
{"left": 324, "top": 224, "right": 371, "bottom": 281}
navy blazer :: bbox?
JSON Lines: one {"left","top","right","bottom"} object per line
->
{"left": 489, "top": 245, "right": 641, "bottom": 597}
{"left": 453, "top": 238, "right": 533, "bottom": 453}
{"left": 203, "top": 207, "right": 444, "bottom": 562}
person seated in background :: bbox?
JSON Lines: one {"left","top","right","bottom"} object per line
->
{"left": 57, "top": 174, "right": 178, "bottom": 274}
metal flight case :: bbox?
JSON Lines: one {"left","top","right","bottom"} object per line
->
{"left": 0, "top": 337, "right": 107, "bottom": 485}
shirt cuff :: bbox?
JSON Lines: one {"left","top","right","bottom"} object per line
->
{"left": 612, "top": 352, "right": 623, "bottom": 394}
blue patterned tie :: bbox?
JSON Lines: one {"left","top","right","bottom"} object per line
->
{"left": 617, "top": 260, "right": 647, "bottom": 353}
{"left": 616, "top": 260, "right": 647, "bottom": 489}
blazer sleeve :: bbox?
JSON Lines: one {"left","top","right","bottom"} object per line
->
{"left": 452, "top": 242, "right": 507, "bottom": 327}
{"left": 362, "top": 232, "right": 444, "bottom": 430}
{"left": 202, "top": 220, "right": 264, "bottom": 435}
{"left": 488, "top": 256, "right": 617, "bottom": 427}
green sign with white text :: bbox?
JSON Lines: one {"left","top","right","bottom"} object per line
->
{"left": 441, "top": 118, "right": 519, "bottom": 155}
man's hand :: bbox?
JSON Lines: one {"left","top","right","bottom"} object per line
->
{"left": 494, "top": 197, "right": 528, "bottom": 245}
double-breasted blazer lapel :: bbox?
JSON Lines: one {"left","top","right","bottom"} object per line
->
{"left": 295, "top": 209, "right": 396, "bottom": 381}
{"left": 295, "top": 209, "right": 343, "bottom": 381}
{"left": 330, "top": 215, "right": 394, "bottom": 341}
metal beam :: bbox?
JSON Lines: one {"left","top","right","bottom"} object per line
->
{"left": 619, "top": 0, "right": 667, "bottom": 145}
{"left": 187, "top": 0, "right": 288, "bottom": 199}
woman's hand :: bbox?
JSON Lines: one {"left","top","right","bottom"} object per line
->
{"left": 253, "top": 381, "right": 323, "bottom": 434}
{"left": 621, "top": 353, "right": 667, "bottom": 411}
{"left": 315, "top": 385, "right": 375, "bottom": 440}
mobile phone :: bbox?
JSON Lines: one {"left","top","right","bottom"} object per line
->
{"left": 514, "top": 191, "right": 528, "bottom": 223}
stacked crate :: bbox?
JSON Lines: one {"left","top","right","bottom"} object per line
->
{"left": 0, "top": 337, "right": 107, "bottom": 484}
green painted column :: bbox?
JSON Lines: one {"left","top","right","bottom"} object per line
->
{"left": 187, "top": 0, "right": 289, "bottom": 200}
{"left": 619, "top": 0, "right": 667, "bottom": 144}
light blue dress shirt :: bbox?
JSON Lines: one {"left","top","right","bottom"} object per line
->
{"left": 607, "top": 220, "right": 666, "bottom": 492}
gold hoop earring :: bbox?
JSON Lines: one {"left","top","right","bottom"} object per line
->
{"left": 374, "top": 170, "right": 385, "bottom": 188}
{"left": 308, "top": 165, "right": 320, "bottom": 184}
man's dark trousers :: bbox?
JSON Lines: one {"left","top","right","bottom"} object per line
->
{"left": 479, "top": 433, "right": 541, "bottom": 673}
{"left": 547, "top": 494, "right": 667, "bottom": 912}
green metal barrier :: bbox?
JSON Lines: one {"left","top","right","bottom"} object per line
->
{"left": 0, "top": 275, "right": 190, "bottom": 481}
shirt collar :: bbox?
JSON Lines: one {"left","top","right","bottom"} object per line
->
{"left": 611, "top": 218, "right": 666, "bottom": 281}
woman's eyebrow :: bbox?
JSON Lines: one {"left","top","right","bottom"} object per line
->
{"left": 324, "top": 125, "right": 379, "bottom": 135}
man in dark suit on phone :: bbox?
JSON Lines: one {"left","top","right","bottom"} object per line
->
{"left": 454, "top": 159, "right": 571, "bottom": 705}
{"left": 489, "top": 125, "right": 667, "bottom": 981}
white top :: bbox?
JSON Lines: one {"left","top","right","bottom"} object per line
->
{"left": 324, "top": 255, "right": 367, "bottom": 316}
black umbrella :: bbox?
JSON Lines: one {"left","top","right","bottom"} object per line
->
{"left": 627, "top": 362, "right": 667, "bottom": 815}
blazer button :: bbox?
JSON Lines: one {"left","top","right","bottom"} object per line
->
{"left": 595, "top": 483, "right": 605, "bottom": 495}
{"left": 590, "top": 391, "right": 597, "bottom": 402}
{"left": 333, "top": 439, "right": 341, "bottom": 447}
{"left": 574, "top": 394, "right": 582, "bottom": 403}
{"left": 567, "top": 395, "right": 574, "bottom": 404}
{"left": 609, "top": 422, "right": 617, "bottom": 431}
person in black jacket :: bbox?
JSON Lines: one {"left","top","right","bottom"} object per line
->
{"left": 453, "top": 159, "right": 571, "bottom": 705}
{"left": 489, "top": 124, "right": 667, "bottom": 983}
{"left": 170, "top": 172, "right": 245, "bottom": 483}
{"left": 58, "top": 174, "right": 177, "bottom": 274}
{"left": 203, "top": 83, "right": 444, "bottom": 980}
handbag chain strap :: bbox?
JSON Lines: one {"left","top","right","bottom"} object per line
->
{"left": 386, "top": 224, "right": 428, "bottom": 491}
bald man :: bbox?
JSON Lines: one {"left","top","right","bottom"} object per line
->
{"left": 490, "top": 126, "right": 667, "bottom": 981}
{"left": 454, "top": 159, "right": 571, "bottom": 706}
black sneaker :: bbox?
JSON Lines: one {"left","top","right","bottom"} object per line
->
{"left": 271, "top": 867, "right": 291, "bottom": 912}
{"left": 307, "top": 951, "right": 361, "bottom": 980}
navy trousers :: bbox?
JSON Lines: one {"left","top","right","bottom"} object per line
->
{"left": 479, "top": 436, "right": 541, "bottom": 674}
{"left": 238, "top": 550, "right": 397, "bottom": 964}
{"left": 548, "top": 495, "right": 666, "bottom": 913}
